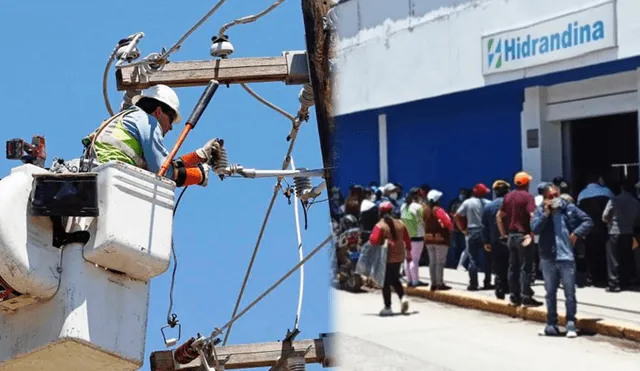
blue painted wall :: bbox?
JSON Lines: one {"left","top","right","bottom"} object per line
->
{"left": 384, "top": 85, "right": 523, "bottom": 208}
{"left": 333, "top": 111, "right": 381, "bottom": 190}
{"left": 333, "top": 56, "right": 640, "bottom": 205}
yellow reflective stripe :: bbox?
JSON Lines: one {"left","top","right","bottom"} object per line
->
{"left": 95, "top": 114, "right": 148, "bottom": 169}
{"left": 94, "top": 142, "right": 137, "bottom": 166}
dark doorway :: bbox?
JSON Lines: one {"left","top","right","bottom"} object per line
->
{"left": 564, "top": 112, "right": 639, "bottom": 196}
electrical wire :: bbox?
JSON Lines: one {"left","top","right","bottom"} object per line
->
{"left": 217, "top": 0, "right": 286, "bottom": 38}
{"left": 290, "top": 157, "right": 304, "bottom": 331}
{"left": 240, "top": 83, "right": 296, "bottom": 123}
{"left": 159, "top": 0, "right": 229, "bottom": 63}
{"left": 222, "top": 122, "right": 302, "bottom": 346}
{"left": 166, "top": 186, "right": 189, "bottom": 328}
{"left": 102, "top": 46, "right": 118, "bottom": 116}
{"left": 210, "top": 234, "right": 332, "bottom": 341}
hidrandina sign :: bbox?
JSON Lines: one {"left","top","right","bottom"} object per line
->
{"left": 482, "top": 0, "right": 617, "bottom": 75}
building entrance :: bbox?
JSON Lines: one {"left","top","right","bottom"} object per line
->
{"left": 563, "top": 112, "right": 639, "bottom": 195}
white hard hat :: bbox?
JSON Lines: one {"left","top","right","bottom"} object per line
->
{"left": 427, "top": 189, "right": 443, "bottom": 203}
{"left": 132, "top": 84, "right": 182, "bottom": 124}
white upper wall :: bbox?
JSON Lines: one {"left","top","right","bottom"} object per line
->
{"left": 332, "top": 0, "right": 640, "bottom": 116}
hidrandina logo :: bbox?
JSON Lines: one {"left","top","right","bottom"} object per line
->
{"left": 486, "top": 18, "right": 606, "bottom": 71}
{"left": 487, "top": 38, "right": 503, "bottom": 69}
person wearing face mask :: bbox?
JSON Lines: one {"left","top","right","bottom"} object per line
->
{"left": 455, "top": 183, "right": 493, "bottom": 291}
{"left": 532, "top": 184, "right": 592, "bottom": 338}
{"left": 577, "top": 173, "right": 615, "bottom": 287}
{"left": 382, "top": 183, "right": 402, "bottom": 217}
{"left": 401, "top": 188, "right": 427, "bottom": 287}
{"left": 449, "top": 188, "right": 471, "bottom": 269}
{"left": 423, "top": 189, "right": 454, "bottom": 291}
{"left": 482, "top": 180, "right": 511, "bottom": 299}
{"left": 360, "top": 187, "right": 380, "bottom": 243}
{"left": 369, "top": 201, "right": 412, "bottom": 316}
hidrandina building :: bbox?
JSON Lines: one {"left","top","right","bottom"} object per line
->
{"left": 330, "top": 0, "right": 640, "bottom": 204}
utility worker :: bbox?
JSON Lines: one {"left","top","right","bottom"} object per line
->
{"left": 83, "top": 84, "right": 221, "bottom": 187}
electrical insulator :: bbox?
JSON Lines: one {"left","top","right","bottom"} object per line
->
{"left": 213, "top": 146, "right": 230, "bottom": 180}
{"left": 293, "top": 168, "right": 313, "bottom": 200}
{"left": 210, "top": 35, "right": 235, "bottom": 58}
{"left": 174, "top": 337, "right": 199, "bottom": 364}
{"left": 285, "top": 354, "right": 306, "bottom": 371}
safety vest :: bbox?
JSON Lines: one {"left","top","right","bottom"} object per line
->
{"left": 82, "top": 107, "right": 148, "bottom": 170}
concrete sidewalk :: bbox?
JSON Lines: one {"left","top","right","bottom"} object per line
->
{"left": 402, "top": 266, "right": 640, "bottom": 342}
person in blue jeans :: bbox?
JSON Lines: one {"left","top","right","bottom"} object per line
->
{"left": 532, "top": 183, "right": 593, "bottom": 338}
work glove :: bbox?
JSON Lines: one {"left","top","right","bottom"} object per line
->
{"left": 195, "top": 138, "right": 223, "bottom": 164}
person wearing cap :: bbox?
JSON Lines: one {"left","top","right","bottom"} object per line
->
{"left": 482, "top": 180, "right": 511, "bottom": 299}
{"left": 381, "top": 183, "right": 402, "bottom": 217}
{"left": 532, "top": 183, "right": 592, "bottom": 337}
{"left": 497, "top": 171, "right": 542, "bottom": 307}
{"left": 454, "top": 183, "right": 493, "bottom": 291}
{"left": 369, "top": 201, "right": 412, "bottom": 316}
{"left": 401, "top": 188, "right": 427, "bottom": 287}
{"left": 84, "top": 84, "right": 221, "bottom": 187}
{"left": 423, "top": 189, "right": 453, "bottom": 291}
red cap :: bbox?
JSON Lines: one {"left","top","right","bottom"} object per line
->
{"left": 379, "top": 201, "right": 394, "bottom": 213}
{"left": 472, "top": 183, "right": 490, "bottom": 197}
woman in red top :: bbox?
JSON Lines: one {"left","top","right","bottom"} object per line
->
{"left": 369, "top": 201, "right": 412, "bottom": 316}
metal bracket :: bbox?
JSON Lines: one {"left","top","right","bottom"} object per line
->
{"left": 283, "top": 50, "right": 311, "bottom": 85}
{"left": 319, "top": 333, "right": 335, "bottom": 368}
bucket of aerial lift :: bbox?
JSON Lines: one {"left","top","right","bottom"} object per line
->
{"left": 0, "top": 160, "right": 176, "bottom": 371}
{"left": 83, "top": 160, "right": 176, "bottom": 281}
{"left": 0, "top": 164, "right": 62, "bottom": 312}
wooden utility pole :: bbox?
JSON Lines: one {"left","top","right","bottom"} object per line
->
{"left": 301, "top": 0, "right": 335, "bottom": 191}
{"left": 114, "top": 2, "right": 338, "bottom": 370}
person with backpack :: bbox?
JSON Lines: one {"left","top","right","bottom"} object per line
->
{"left": 532, "top": 183, "right": 593, "bottom": 338}
{"left": 423, "top": 189, "right": 454, "bottom": 291}
{"left": 369, "top": 201, "right": 412, "bottom": 316}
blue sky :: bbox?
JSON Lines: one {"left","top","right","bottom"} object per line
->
{"left": 0, "top": 1, "right": 332, "bottom": 370}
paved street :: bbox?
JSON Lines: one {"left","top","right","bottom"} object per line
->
{"left": 332, "top": 288, "right": 640, "bottom": 371}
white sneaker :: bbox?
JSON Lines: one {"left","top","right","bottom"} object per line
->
{"left": 379, "top": 307, "right": 393, "bottom": 317}
{"left": 538, "top": 325, "right": 559, "bottom": 336}
{"left": 401, "top": 297, "right": 409, "bottom": 314}
{"left": 566, "top": 321, "right": 578, "bottom": 338}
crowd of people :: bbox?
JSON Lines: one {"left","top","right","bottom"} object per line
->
{"left": 330, "top": 171, "right": 640, "bottom": 336}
